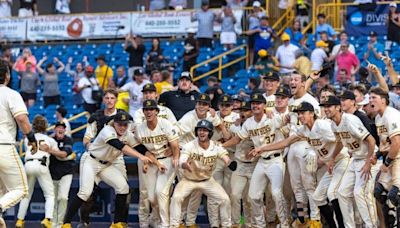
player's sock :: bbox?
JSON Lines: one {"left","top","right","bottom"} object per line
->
{"left": 63, "top": 196, "right": 84, "bottom": 224}
{"left": 318, "top": 204, "right": 335, "bottom": 228}
{"left": 114, "top": 194, "right": 129, "bottom": 223}
{"left": 79, "top": 184, "right": 99, "bottom": 224}
{"left": 296, "top": 202, "right": 305, "bottom": 223}
{"left": 331, "top": 199, "right": 345, "bottom": 228}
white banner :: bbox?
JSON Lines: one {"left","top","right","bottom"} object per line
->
{"left": 0, "top": 18, "right": 26, "bottom": 41}
{"left": 26, "top": 13, "right": 131, "bottom": 41}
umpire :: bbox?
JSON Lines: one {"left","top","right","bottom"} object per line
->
{"left": 159, "top": 72, "right": 200, "bottom": 120}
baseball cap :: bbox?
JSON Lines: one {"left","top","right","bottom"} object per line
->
{"left": 338, "top": 90, "right": 356, "bottom": 100}
{"left": 392, "top": 82, "right": 400, "bottom": 88}
{"left": 142, "top": 99, "right": 159, "bottom": 110}
{"left": 358, "top": 67, "right": 369, "bottom": 77}
{"left": 263, "top": 71, "right": 280, "bottom": 81}
{"left": 232, "top": 94, "right": 244, "bottom": 102}
{"left": 187, "top": 27, "right": 197, "bottom": 34}
{"left": 239, "top": 101, "right": 251, "bottom": 110}
{"left": 319, "top": 96, "right": 341, "bottom": 106}
{"left": 250, "top": 93, "right": 266, "bottom": 103}
{"left": 179, "top": 71, "right": 192, "bottom": 81}
{"left": 95, "top": 54, "right": 106, "bottom": 61}
{"left": 134, "top": 68, "right": 144, "bottom": 76}
{"left": 114, "top": 112, "right": 130, "bottom": 124}
{"left": 253, "top": 1, "right": 261, "bottom": 7}
{"left": 390, "top": 2, "right": 397, "bottom": 8}
{"left": 85, "top": 65, "right": 94, "bottom": 73}
{"left": 358, "top": 94, "right": 370, "bottom": 106}
{"left": 258, "top": 49, "right": 268, "bottom": 57}
{"left": 56, "top": 107, "right": 67, "bottom": 117}
{"left": 54, "top": 121, "right": 66, "bottom": 128}
{"left": 369, "top": 31, "right": 378, "bottom": 37}
{"left": 316, "top": 40, "right": 328, "bottom": 48}
{"left": 281, "top": 33, "right": 290, "bottom": 41}
{"left": 197, "top": 93, "right": 211, "bottom": 104}
{"left": 275, "top": 86, "right": 291, "bottom": 97}
{"left": 219, "top": 94, "right": 233, "bottom": 105}
{"left": 141, "top": 83, "right": 157, "bottom": 92}
{"left": 295, "top": 102, "right": 315, "bottom": 112}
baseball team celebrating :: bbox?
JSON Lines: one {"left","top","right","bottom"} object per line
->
{"left": 1, "top": 53, "right": 400, "bottom": 228}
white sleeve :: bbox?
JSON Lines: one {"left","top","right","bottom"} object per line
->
{"left": 133, "top": 109, "right": 144, "bottom": 126}
{"left": 177, "top": 113, "right": 193, "bottom": 136}
{"left": 216, "top": 145, "right": 229, "bottom": 158}
{"left": 318, "top": 120, "right": 336, "bottom": 143}
{"left": 77, "top": 78, "right": 86, "bottom": 88}
{"left": 165, "top": 107, "right": 177, "bottom": 124}
{"left": 179, "top": 144, "right": 191, "bottom": 165}
{"left": 237, "top": 121, "right": 249, "bottom": 140}
{"left": 120, "top": 82, "right": 131, "bottom": 92}
{"left": 162, "top": 119, "right": 179, "bottom": 142}
{"left": 387, "top": 110, "right": 400, "bottom": 138}
{"left": 347, "top": 116, "right": 370, "bottom": 140}
{"left": 49, "top": 137, "right": 59, "bottom": 150}
{"left": 10, "top": 90, "right": 28, "bottom": 117}
{"left": 84, "top": 121, "right": 97, "bottom": 140}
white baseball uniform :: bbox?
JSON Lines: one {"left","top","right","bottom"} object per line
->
{"left": 263, "top": 94, "right": 276, "bottom": 112}
{"left": 132, "top": 117, "right": 179, "bottom": 228}
{"left": 0, "top": 86, "right": 29, "bottom": 211}
{"left": 332, "top": 113, "right": 378, "bottom": 227}
{"left": 169, "top": 139, "right": 232, "bottom": 228}
{"left": 237, "top": 113, "right": 289, "bottom": 227}
{"left": 133, "top": 104, "right": 177, "bottom": 126}
{"left": 17, "top": 133, "right": 56, "bottom": 220}
{"left": 287, "top": 93, "right": 321, "bottom": 221}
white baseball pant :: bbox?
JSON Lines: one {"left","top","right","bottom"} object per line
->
{"left": 53, "top": 174, "right": 73, "bottom": 225}
{"left": 143, "top": 156, "right": 176, "bottom": 228}
{"left": 230, "top": 160, "right": 256, "bottom": 226}
{"left": 248, "top": 156, "right": 289, "bottom": 227}
{"left": 337, "top": 158, "right": 377, "bottom": 228}
{"left": 170, "top": 177, "right": 232, "bottom": 228}
{"left": 17, "top": 160, "right": 55, "bottom": 220}
{"left": 287, "top": 141, "right": 319, "bottom": 220}
{"left": 0, "top": 145, "right": 28, "bottom": 211}
{"left": 184, "top": 190, "right": 203, "bottom": 226}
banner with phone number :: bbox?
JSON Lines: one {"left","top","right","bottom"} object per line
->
{"left": 0, "top": 18, "right": 26, "bottom": 41}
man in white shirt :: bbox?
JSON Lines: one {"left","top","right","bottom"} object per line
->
{"left": 0, "top": 0, "right": 12, "bottom": 17}
{"left": 77, "top": 66, "right": 100, "bottom": 114}
{"left": 276, "top": 33, "right": 299, "bottom": 76}
{"left": 311, "top": 40, "right": 329, "bottom": 71}
{"left": 120, "top": 68, "right": 150, "bottom": 117}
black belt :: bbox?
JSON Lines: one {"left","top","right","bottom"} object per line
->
{"left": 26, "top": 157, "right": 47, "bottom": 166}
{"left": 188, "top": 178, "right": 210, "bottom": 182}
{"left": 0, "top": 143, "right": 14, "bottom": 145}
{"left": 240, "top": 160, "right": 254, "bottom": 164}
{"left": 263, "top": 153, "right": 281, "bottom": 160}
{"left": 90, "top": 153, "right": 109, "bottom": 165}
{"left": 157, "top": 156, "right": 168, "bottom": 160}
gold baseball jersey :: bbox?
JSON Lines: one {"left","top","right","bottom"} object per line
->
{"left": 237, "top": 113, "right": 284, "bottom": 158}
{"left": 230, "top": 124, "right": 256, "bottom": 163}
{"left": 24, "top": 133, "right": 58, "bottom": 163}
{"left": 297, "top": 119, "right": 344, "bottom": 163}
{"left": 288, "top": 93, "right": 320, "bottom": 135}
{"left": 180, "top": 139, "right": 228, "bottom": 181}
{"left": 88, "top": 125, "right": 136, "bottom": 162}
{"left": 375, "top": 107, "right": 400, "bottom": 157}
{"left": 133, "top": 118, "right": 179, "bottom": 158}
{"left": 0, "top": 86, "right": 28, "bottom": 144}
{"left": 331, "top": 113, "right": 375, "bottom": 159}
{"left": 133, "top": 105, "right": 177, "bottom": 126}
{"left": 177, "top": 110, "right": 222, "bottom": 145}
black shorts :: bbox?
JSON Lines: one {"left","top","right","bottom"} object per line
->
{"left": 84, "top": 102, "right": 99, "bottom": 114}
{"left": 44, "top": 95, "right": 61, "bottom": 107}
{"left": 248, "top": 34, "right": 255, "bottom": 49}
{"left": 20, "top": 92, "right": 37, "bottom": 101}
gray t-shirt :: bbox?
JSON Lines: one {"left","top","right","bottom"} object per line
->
{"left": 20, "top": 72, "right": 40, "bottom": 94}
{"left": 221, "top": 16, "right": 235, "bottom": 32}
{"left": 192, "top": 10, "right": 216, "bottom": 39}
{"left": 389, "top": 91, "right": 400, "bottom": 110}
{"left": 43, "top": 73, "right": 60, "bottom": 96}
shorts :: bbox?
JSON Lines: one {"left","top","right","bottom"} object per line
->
{"left": 220, "top": 31, "right": 237, "bottom": 45}
{"left": 44, "top": 95, "right": 61, "bottom": 107}
{"left": 20, "top": 92, "right": 37, "bottom": 101}
{"left": 248, "top": 34, "right": 255, "bottom": 49}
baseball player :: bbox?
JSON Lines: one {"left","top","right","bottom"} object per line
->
{"left": 0, "top": 60, "right": 37, "bottom": 227}
{"left": 62, "top": 112, "right": 152, "bottom": 228}
{"left": 169, "top": 120, "right": 237, "bottom": 228}
{"left": 132, "top": 99, "right": 180, "bottom": 228}
{"left": 50, "top": 122, "right": 76, "bottom": 227}
{"left": 325, "top": 96, "right": 378, "bottom": 227}
{"left": 16, "top": 115, "right": 68, "bottom": 228}
{"left": 286, "top": 72, "right": 321, "bottom": 226}
{"left": 231, "top": 95, "right": 243, "bottom": 113}
{"left": 262, "top": 71, "right": 280, "bottom": 111}
{"left": 369, "top": 87, "right": 400, "bottom": 223}
{"left": 222, "top": 93, "right": 290, "bottom": 228}
{"left": 229, "top": 100, "right": 256, "bottom": 227}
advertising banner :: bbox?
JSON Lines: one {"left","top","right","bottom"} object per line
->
{"left": 345, "top": 4, "right": 389, "bottom": 36}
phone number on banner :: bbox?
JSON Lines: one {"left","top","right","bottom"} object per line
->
{"left": 29, "top": 25, "right": 66, "bottom": 32}
{"left": 145, "top": 20, "right": 181, "bottom": 26}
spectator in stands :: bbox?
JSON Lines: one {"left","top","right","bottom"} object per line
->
{"left": 358, "top": 67, "right": 372, "bottom": 90}
{"left": 77, "top": 65, "right": 100, "bottom": 114}
{"left": 386, "top": 3, "right": 400, "bottom": 50}
{"left": 18, "top": 0, "right": 38, "bottom": 17}
{"left": 124, "top": 33, "right": 146, "bottom": 78}
{"left": 205, "top": 76, "right": 224, "bottom": 110}
{"left": 146, "top": 38, "right": 164, "bottom": 74}
{"left": 37, "top": 57, "right": 65, "bottom": 108}
{"left": 55, "top": 107, "right": 71, "bottom": 137}
{"left": 227, "top": 0, "right": 248, "bottom": 8}
{"left": 0, "top": 0, "right": 12, "bottom": 17}
{"left": 245, "top": 16, "right": 277, "bottom": 63}
{"left": 169, "top": 0, "right": 187, "bottom": 9}
{"left": 255, "top": 49, "right": 279, "bottom": 76}
{"left": 95, "top": 54, "right": 114, "bottom": 90}
{"left": 281, "top": 49, "right": 312, "bottom": 79}
{"left": 331, "top": 31, "right": 355, "bottom": 56}
{"left": 295, "top": 0, "right": 310, "bottom": 30}
{"left": 183, "top": 28, "right": 199, "bottom": 72}
{"left": 14, "top": 48, "right": 36, "bottom": 73}
{"left": 315, "top": 13, "right": 336, "bottom": 41}
{"left": 66, "top": 56, "right": 88, "bottom": 105}
{"left": 149, "top": 0, "right": 166, "bottom": 10}
{"left": 218, "top": 5, "right": 237, "bottom": 49}
{"left": 284, "top": 20, "right": 303, "bottom": 46}
{"left": 120, "top": 68, "right": 150, "bottom": 117}
{"left": 319, "top": 31, "right": 335, "bottom": 53}
{"left": 191, "top": 0, "right": 217, "bottom": 48}
{"left": 247, "top": 77, "right": 264, "bottom": 94}
{"left": 55, "top": 0, "right": 71, "bottom": 14}
{"left": 247, "top": 1, "right": 265, "bottom": 65}
{"left": 362, "top": 31, "right": 384, "bottom": 72}
{"left": 349, "top": 84, "right": 367, "bottom": 106}
{"left": 17, "top": 61, "right": 40, "bottom": 108}
{"left": 311, "top": 40, "right": 329, "bottom": 71}
{"left": 336, "top": 42, "right": 359, "bottom": 84}
{"left": 155, "top": 70, "right": 174, "bottom": 95}
{"left": 113, "top": 66, "right": 129, "bottom": 88}
{"left": 276, "top": 33, "right": 299, "bottom": 82}
{"left": 159, "top": 72, "right": 200, "bottom": 120}
{"left": 149, "top": 70, "right": 161, "bottom": 83}
{"left": 1, "top": 45, "right": 14, "bottom": 88}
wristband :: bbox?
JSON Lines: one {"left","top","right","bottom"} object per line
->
{"left": 26, "top": 131, "right": 36, "bottom": 143}
{"left": 384, "top": 157, "right": 394, "bottom": 167}
{"left": 307, "top": 76, "right": 315, "bottom": 82}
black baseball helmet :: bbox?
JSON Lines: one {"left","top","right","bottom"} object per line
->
{"left": 194, "top": 119, "right": 214, "bottom": 139}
